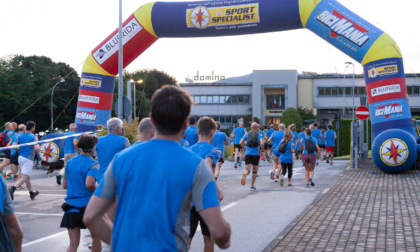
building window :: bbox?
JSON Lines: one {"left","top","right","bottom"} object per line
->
{"left": 213, "top": 95, "right": 219, "bottom": 103}
{"left": 407, "top": 86, "right": 420, "bottom": 95}
{"left": 207, "top": 96, "right": 213, "bottom": 103}
{"left": 318, "top": 86, "right": 367, "bottom": 96}
{"left": 266, "top": 94, "right": 285, "bottom": 110}
{"left": 194, "top": 96, "right": 200, "bottom": 104}
{"left": 200, "top": 96, "right": 206, "bottom": 103}
{"left": 244, "top": 95, "right": 250, "bottom": 103}
{"left": 319, "top": 88, "right": 325, "bottom": 96}
{"left": 191, "top": 95, "right": 251, "bottom": 104}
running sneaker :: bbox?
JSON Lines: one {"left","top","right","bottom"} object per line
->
{"left": 274, "top": 177, "right": 280, "bottom": 182}
{"left": 5, "top": 175, "right": 12, "bottom": 180}
{"left": 249, "top": 186, "right": 256, "bottom": 191}
{"left": 234, "top": 162, "right": 237, "bottom": 169}
{"left": 30, "top": 191, "right": 39, "bottom": 200}
{"left": 316, "top": 162, "right": 319, "bottom": 166}
{"left": 326, "top": 158, "right": 329, "bottom": 164}
{"left": 309, "top": 178, "right": 315, "bottom": 186}
{"left": 56, "top": 175, "right": 62, "bottom": 185}
{"left": 241, "top": 171, "right": 247, "bottom": 186}
{"left": 9, "top": 186, "right": 16, "bottom": 201}
{"left": 280, "top": 178, "right": 284, "bottom": 187}
{"left": 306, "top": 183, "right": 309, "bottom": 188}
{"left": 238, "top": 162, "right": 242, "bottom": 167}
{"left": 260, "top": 156, "right": 264, "bottom": 161}
{"left": 270, "top": 170, "right": 275, "bottom": 180}
{"left": 14, "top": 175, "right": 18, "bottom": 180}
{"left": 288, "top": 183, "right": 293, "bottom": 187}
{"left": 330, "top": 162, "right": 333, "bottom": 166}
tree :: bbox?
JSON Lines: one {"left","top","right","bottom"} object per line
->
{"left": 0, "top": 55, "right": 80, "bottom": 131}
{"left": 282, "top": 107, "right": 302, "bottom": 130}
{"left": 298, "top": 107, "right": 316, "bottom": 121}
{"left": 149, "top": 69, "right": 177, "bottom": 88}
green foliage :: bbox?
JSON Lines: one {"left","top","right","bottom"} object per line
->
{"left": 282, "top": 107, "right": 302, "bottom": 130}
{"left": 123, "top": 118, "right": 140, "bottom": 145}
{"left": 298, "top": 107, "right": 316, "bottom": 120}
{"left": 0, "top": 55, "right": 80, "bottom": 131}
{"left": 331, "top": 119, "right": 371, "bottom": 156}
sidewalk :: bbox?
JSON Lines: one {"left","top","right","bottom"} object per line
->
{"left": 267, "top": 160, "right": 420, "bottom": 251}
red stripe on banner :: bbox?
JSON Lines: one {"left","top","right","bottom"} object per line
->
{"left": 77, "top": 89, "right": 114, "bottom": 110}
{"left": 91, "top": 14, "right": 158, "bottom": 76}
{"left": 366, "top": 78, "right": 407, "bottom": 104}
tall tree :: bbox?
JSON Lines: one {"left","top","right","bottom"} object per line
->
{"left": 0, "top": 55, "right": 80, "bottom": 131}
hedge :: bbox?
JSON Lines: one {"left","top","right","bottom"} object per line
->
{"left": 331, "top": 119, "right": 371, "bottom": 157}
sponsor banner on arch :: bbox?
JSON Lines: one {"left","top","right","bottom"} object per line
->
{"left": 365, "top": 77, "right": 407, "bottom": 104}
{"left": 80, "top": 72, "right": 115, "bottom": 94}
{"left": 74, "top": 106, "right": 110, "bottom": 128}
{"left": 77, "top": 89, "right": 114, "bottom": 111}
{"left": 363, "top": 58, "right": 405, "bottom": 84}
{"left": 306, "top": 0, "right": 383, "bottom": 63}
{"left": 369, "top": 98, "right": 411, "bottom": 125}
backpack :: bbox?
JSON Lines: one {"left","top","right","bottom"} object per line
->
{"left": 0, "top": 131, "right": 9, "bottom": 147}
{"left": 277, "top": 141, "right": 289, "bottom": 153}
{"left": 247, "top": 131, "right": 259, "bottom": 148}
{"left": 304, "top": 137, "right": 316, "bottom": 153}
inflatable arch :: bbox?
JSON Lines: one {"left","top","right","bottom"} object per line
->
{"left": 75, "top": 0, "right": 420, "bottom": 173}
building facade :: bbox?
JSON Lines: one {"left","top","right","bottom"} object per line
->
{"left": 179, "top": 70, "right": 420, "bottom": 128}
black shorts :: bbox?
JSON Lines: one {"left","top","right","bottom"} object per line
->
{"left": 60, "top": 206, "right": 87, "bottom": 229}
{"left": 245, "top": 155, "right": 259, "bottom": 166}
{"left": 3, "top": 149, "right": 11, "bottom": 159}
{"left": 189, "top": 206, "right": 210, "bottom": 238}
{"left": 218, "top": 158, "right": 224, "bottom": 164}
{"left": 264, "top": 143, "right": 268, "bottom": 150}
{"left": 319, "top": 144, "right": 326, "bottom": 149}
{"left": 10, "top": 152, "right": 19, "bottom": 165}
{"left": 234, "top": 144, "right": 242, "bottom": 150}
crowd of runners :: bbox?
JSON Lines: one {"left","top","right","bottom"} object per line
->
{"left": 0, "top": 85, "right": 337, "bottom": 252}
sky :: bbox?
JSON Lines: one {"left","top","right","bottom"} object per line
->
{"left": 1, "top": 0, "right": 419, "bottom": 83}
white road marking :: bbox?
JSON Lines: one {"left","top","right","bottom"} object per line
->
{"left": 197, "top": 201, "right": 239, "bottom": 232}
{"left": 22, "top": 231, "right": 68, "bottom": 248}
{"left": 16, "top": 212, "right": 63, "bottom": 217}
{"left": 322, "top": 188, "right": 330, "bottom": 194}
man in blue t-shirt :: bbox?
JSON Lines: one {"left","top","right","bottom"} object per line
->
{"left": 311, "top": 122, "right": 322, "bottom": 165}
{"left": 267, "top": 124, "right": 285, "bottom": 176}
{"left": 84, "top": 85, "right": 231, "bottom": 252}
{"left": 95, "top": 118, "right": 130, "bottom": 184}
{"left": 1, "top": 176, "right": 23, "bottom": 251}
{"left": 9, "top": 121, "right": 40, "bottom": 201}
{"left": 184, "top": 116, "right": 198, "bottom": 147}
{"left": 5, "top": 124, "right": 26, "bottom": 180}
{"left": 189, "top": 116, "right": 222, "bottom": 252}
{"left": 129, "top": 117, "right": 155, "bottom": 149}
{"left": 0, "top": 122, "right": 15, "bottom": 177}
{"left": 231, "top": 122, "right": 247, "bottom": 168}
{"left": 265, "top": 124, "right": 276, "bottom": 160}
{"left": 57, "top": 123, "right": 79, "bottom": 185}
{"left": 325, "top": 124, "right": 337, "bottom": 165}
{"left": 239, "top": 122, "right": 264, "bottom": 191}
{"left": 211, "top": 121, "right": 228, "bottom": 180}
{"left": 297, "top": 126, "right": 306, "bottom": 159}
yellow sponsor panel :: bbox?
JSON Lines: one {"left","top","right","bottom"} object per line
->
{"left": 298, "top": 0, "right": 321, "bottom": 28}
{"left": 134, "top": 2, "right": 158, "bottom": 38}
{"left": 187, "top": 3, "right": 259, "bottom": 29}
{"left": 361, "top": 33, "right": 402, "bottom": 65}
{"left": 81, "top": 54, "right": 114, "bottom": 77}
{"left": 81, "top": 78, "right": 102, "bottom": 88}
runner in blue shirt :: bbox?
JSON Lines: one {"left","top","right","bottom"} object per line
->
{"left": 231, "top": 122, "right": 246, "bottom": 168}
{"left": 61, "top": 134, "right": 100, "bottom": 252}
{"left": 311, "top": 122, "right": 322, "bottom": 165}
{"left": 9, "top": 121, "right": 40, "bottom": 201}
{"left": 1, "top": 174, "right": 23, "bottom": 251}
{"left": 325, "top": 124, "right": 337, "bottom": 165}
{"left": 5, "top": 124, "right": 26, "bottom": 180}
{"left": 83, "top": 85, "right": 231, "bottom": 252}
{"left": 319, "top": 129, "right": 327, "bottom": 162}
{"left": 184, "top": 116, "right": 198, "bottom": 146}
{"left": 189, "top": 117, "right": 222, "bottom": 252}
{"left": 267, "top": 124, "right": 285, "bottom": 180}
{"left": 56, "top": 123, "right": 79, "bottom": 185}
{"left": 275, "top": 131, "right": 296, "bottom": 187}
{"left": 95, "top": 118, "right": 130, "bottom": 184}
{"left": 239, "top": 122, "right": 264, "bottom": 191}
{"left": 265, "top": 124, "right": 276, "bottom": 161}
{"left": 300, "top": 128, "right": 320, "bottom": 188}
{"left": 211, "top": 121, "right": 228, "bottom": 180}
{"left": 0, "top": 122, "right": 15, "bottom": 177}
{"left": 297, "top": 126, "right": 306, "bottom": 160}
{"left": 258, "top": 124, "right": 267, "bottom": 162}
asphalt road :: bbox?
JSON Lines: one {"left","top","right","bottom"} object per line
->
{"left": 2, "top": 158, "right": 349, "bottom": 252}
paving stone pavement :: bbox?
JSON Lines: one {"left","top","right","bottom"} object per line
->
{"left": 268, "top": 160, "right": 420, "bottom": 252}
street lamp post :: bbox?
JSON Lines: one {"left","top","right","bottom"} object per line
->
{"left": 345, "top": 62, "right": 355, "bottom": 168}
{"left": 51, "top": 79, "right": 65, "bottom": 132}
{"left": 133, "top": 79, "right": 143, "bottom": 121}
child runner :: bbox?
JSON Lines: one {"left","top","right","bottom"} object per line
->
{"left": 189, "top": 117, "right": 223, "bottom": 252}
{"left": 325, "top": 124, "right": 337, "bottom": 165}
{"left": 275, "top": 130, "right": 295, "bottom": 186}
{"left": 60, "top": 134, "right": 101, "bottom": 252}
{"left": 267, "top": 124, "right": 285, "bottom": 180}
{"left": 300, "top": 128, "right": 320, "bottom": 188}
{"left": 231, "top": 122, "right": 246, "bottom": 168}
{"left": 211, "top": 121, "right": 228, "bottom": 180}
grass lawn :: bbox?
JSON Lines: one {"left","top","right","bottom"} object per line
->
{"left": 335, "top": 150, "right": 371, "bottom": 160}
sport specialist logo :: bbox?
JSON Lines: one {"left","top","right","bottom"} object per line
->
{"left": 316, "top": 9, "right": 369, "bottom": 47}
{"left": 39, "top": 142, "right": 60, "bottom": 162}
{"left": 80, "top": 78, "right": 101, "bottom": 88}
{"left": 76, "top": 111, "right": 97, "bottom": 122}
{"left": 368, "top": 65, "right": 398, "bottom": 78}
{"left": 190, "top": 6, "right": 210, "bottom": 29}
{"left": 375, "top": 103, "right": 403, "bottom": 119}
{"left": 379, "top": 138, "right": 408, "bottom": 167}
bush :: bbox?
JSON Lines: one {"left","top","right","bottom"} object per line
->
{"left": 282, "top": 107, "right": 302, "bottom": 130}
{"left": 331, "top": 119, "right": 371, "bottom": 156}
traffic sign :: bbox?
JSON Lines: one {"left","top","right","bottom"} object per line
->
{"left": 355, "top": 106, "right": 370, "bottom": 120}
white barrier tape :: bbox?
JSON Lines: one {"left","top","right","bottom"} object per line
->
{"left": 0, "top": 129, "right": 105, "bottom": 152}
